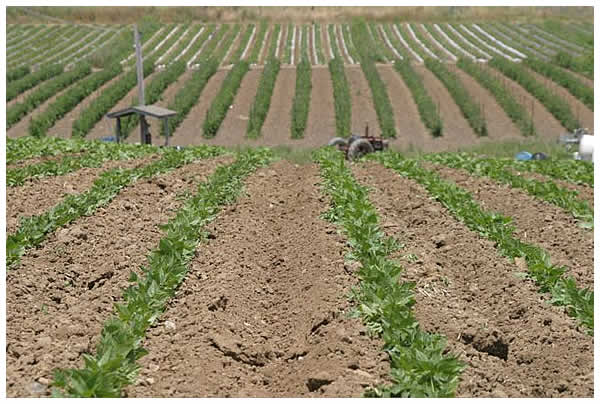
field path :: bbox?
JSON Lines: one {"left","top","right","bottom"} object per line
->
{"left": 427, "top": 163, "right": 594, "bottom": 290}
{"left": 126, "top": 161, "right": 390, "bottom": 397}
{"left": 303, "top": 66, "right": 336, "bottom": 147}
{"left": 6, "top": 155, "right": 232, "bottom": 397}
{"left": 261, "top": 68, "right": 296, "bottom": 145}
{"left": 346, "top": 66, "right": 380, "bottom": 135}
{"left": 353, "top": 161, "right": 593, "bottom": 398}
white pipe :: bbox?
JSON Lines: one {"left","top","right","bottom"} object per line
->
{"left": 337, "top": 24, "right": 354, "bottom": 64}
{"left": 174, "top": 26, "right": 205, "bottom": 62}
{"left": 274, "top": 26, "right": 283, "bottom": 58}
{"left": 378, "top": 25, "right": 403, "bottom": 60}
{"left": 392, "top": 24, "right": 423, "bottom": 63}
{"left": 421, "top": 24, "right": 456, "bottom": 61}
{"left": 446, "top": 23, "right": 491, "bottom": 59}
{"left": 472, "top": 24, "right": 526, "bottom": 59}
{"left": 157, "top": 25, "right": 191, "bottom": 64}
{"left": 460, "top": 24, "right": 520, "bottom": 62}
{"left": 240, "top": 25, "right": 257, "bottom": 60}
{"left": 434, "top": 23, "right": 475, "bottom": 60}
{"left": 406, "top": 23, "right": 438, "bottom": 59}
{"left": 326, "top": 24, "right": 334, "bottom": 59}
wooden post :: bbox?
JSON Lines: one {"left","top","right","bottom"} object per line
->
{"left": 164, "top": 118, "right": 170, "bottom": 146}
{"left": 134, "top": 24, "right": 145, "bottom": 106}
{"left": 115, "top": 117, "right": 121, "bottom": 143}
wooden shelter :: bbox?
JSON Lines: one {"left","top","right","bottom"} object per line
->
{"left": 106, "top": 105, "right": 176, "bottom": 145}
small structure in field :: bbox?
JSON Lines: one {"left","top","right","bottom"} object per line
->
{"left": 107, "top": 105, "right": 176, "bottom": 146}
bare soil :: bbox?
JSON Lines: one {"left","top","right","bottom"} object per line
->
{"left": 261, "top": 68, "right": 296, "bottom": 145}
{"left": 6, "top": 157, "right": 155, "bottom": 235}
{"left": 346, "top": 66, "right": 380, "bottom": 135}
{"left": 304, "top": 66, "right": 336, "bottom": 147}
{"left": 125, "top": 161, "right": 390, "bottom": 397}
{"left": 6, "top": 155, "right": 232, "bottom": 397}
{"left": 427, "top": 163, "right": 594, "bottom": 290}
{"left": 320, "top": 23, "right": 333, "bottom": 63}
{"left": 352, "top": 161, "right": 593, "bottom": 398}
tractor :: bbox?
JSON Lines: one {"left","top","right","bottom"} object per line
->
{"left": 328, "top": 123, "right": 389, "bottom": 160}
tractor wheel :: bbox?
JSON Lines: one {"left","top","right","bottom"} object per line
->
{"left": 328, "top": 137, "right": 348, "bottom": 147}
{"left": 347, "top": 138, "right": 374, "bottom": 160}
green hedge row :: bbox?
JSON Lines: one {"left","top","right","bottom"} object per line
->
{"left": 7, "top": 64, "right": 63, "bottom": 102}
{"left": 247, "top": 57, "right": 281, "bottom": 139}
{"left": 328, "top": 57, "right": 351, "bottom": 138}
{"left": 290, "top": 57, "right": 312, "bottom": 139}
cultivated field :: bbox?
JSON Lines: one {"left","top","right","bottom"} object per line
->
{"left": 4, "top": 7, "right": 595, "bottom": 399}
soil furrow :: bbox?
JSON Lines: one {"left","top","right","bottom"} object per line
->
{"left": 125, "top": 161, "right": 390, "bottom": 397}
{"left": 483, "top": 65, "right": 566, "bottom": 139}
{"left": 415, "top": 65, "right": 479, "bottom": 146}
{"left": 303, "top": 67, "right": 336, "bottom": 148}
{"left": 210, "top": 68, "right": 261, "bottom": 146}
{"left": 48, "top": 70, "right": 128, "bottom": 139}
{"left": 6, "top": 155, "right": 232, "bottom": 397}
{"left": 170, "top": 69, "right": 228, "bottom": 146}
{"left": 377, "top": 65, "right": 428, "bottom": 151}
{"left": 346, "top": 66, "right": 380, "bottom": 135}
{"left": 352, "top": 161, "right": 593, "bottom": 398}
{"left": 261, "top": 68, "right": 296, "bottom": 145}
{"left": 6, "top": 156, "right": 156, "bottom": 235}
{"left": 426, "top": 162, "right": 594, "bottom": 290}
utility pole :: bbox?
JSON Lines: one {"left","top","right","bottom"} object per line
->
{"left": 134, "top": 24, "right": 150, "bottom": 144}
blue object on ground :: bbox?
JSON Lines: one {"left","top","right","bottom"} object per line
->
{"left": 100, "top": 136, "right": 117, "bottom": 142}
{"left": 515, "top": 151, "right": 532, "bottom": 161}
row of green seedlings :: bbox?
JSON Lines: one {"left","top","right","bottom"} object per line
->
{"left": 424, "top": 153, "right": 593, "bottom": 229}
{"left": 351, "top": 21, "right": 396, "bottom": 138}
{"left": 29, "top": 63, "right": 124, "bottom": 137}
{"left": 552, "top": 51, "right": 593, "bottom": 80}
{"left": 289, "top": 25, "right": 312, "bottom": 138}
{"left": 51, "top": 148, "right": 273, "bottom": 397}
{"left": 372, "top": 151, "right": 593, "bottom": 334}
{"left": 6, "top": 136, "right": 97, "bottom": 165}
{"left": 396, "top": 23, "right": 428, "bottom": 62}
{"left": 314, "top": 147, "right": 465, "bottom": 397}
{"left": 408, "top": 23, "right": 445, "bottom": 60}
{"left": 495, "top": 156, "right": 593, "bottom": 188}
{"left": 394, "top": 59, "right": 442, "bottom": 137}
{"left": 283, "top": 24, "right": 295, "bottom": 64}
{"left": 457, "top": 58, "right": 535, "bottom": 137}
{"left": 381, "top": 24, "right": 409, "bottom": 60}
{"left": 327, "top": 24, "right": 341, "bottom": 59}
{"left": 61, "top": 27, "right": 125, "bottom": 67}
{"left": 6, "top": 145, "right": 226, "bottom": 269}
{"left": 7, "top": 63, "right": 92, "bottom": 129}
{"left": 247, "top": 57, "right": 281, "bottom": 138}
{"left": 28, "top": 26, "right": 96, "bottom": 68}
{"left": 329, "top": 57, "right": 352, "bottom": 138}
{"left": 126, "top": 23, "right": 177, "bottom": 66}
{"left": 43, "top": 27, "right": 99, "bottom": 66}
{"left": 424, "top": 58, "right": 487, "bottom": 136}
{"left": 421, "top": 24, "right": 459, "bottom": 61}
{"left": 488, "top": 56, "right": 580, "bottom": 131}
{"left": 8, "top": 25, "right": 77, "bottom": 69}
{"left": 522, "top": 57, "right": 593, "bottom": 111}
{"left": 120, "top": 24, "right": 236, "bottom": 140}
{"left": 159, "top": 23, "right": 204, "bottom": 65}
{"left": 6, "top": 65, "right": 30, "bottom": 83}
{"left": 161, "top": 23, "right": 254, "bottom": 139}
{"left": 368, "top": 22, "right": 395, "bottom": 62}
{"left": 7, "top": 141, "right": 158, "bottom": 186}
{"left": 341, "top": 24, "right": 360, "bottom": 63}
{"left": 7, "top": 64, "right": 63, "bottom": 102}
{"left": 248, "top": 21, "right": 268, "bottom": 63}
{"left": 540, "top": 20, "right": 592, "bottom": 50}
{"left": 313, "top": 24, "right": 326, "bottom": 64}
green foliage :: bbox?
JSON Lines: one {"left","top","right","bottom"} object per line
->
{"left": 247, "top": 57, "right": 281, "bottom": 139}
{"left": 328, "top": 57, "right": 352, "bottom": 138}
{"left": 7, "top": 65, "right": 31, "bottom": 83}
{"left": 496, "top": 157, "right": 593, "bottom": 187}
{"left": 248, "top": 21, "right": 268, "bottom": 63}
{"left": 541, "top": 20, "right": 593, "bottom": 49}
{"left": 211, "top": 23, "right": 240, "bottom": 63}
{"left": 7, "top": 64, "right": 63, "bottom": 102}
{"left": 229, "top": 24, "right": 255, "bottom": 63}
{"left": 7, "top": 63, "right": 92, "bottom": 128}
{"left": 373, "top": 151, "right": 593, "bottom": 333}
{"left": 7, "top": 145, "right": 226, "bottom": 270}
{"left": 351, "top": 21, "right": 396, "bottom": 138}
{"left": 267, "top": 24, "right": 281, "bottom": 60}
{"left": 301, "top": 25, "right": 310, "bottom": 61}
{"left": 523, "top": 57, "right": 593, "bottom": 111}
{"left": 72, "top": 60, "right": 155, "bottom": 139}
{"left": 6, "top": 136, "right": 99, "bottom": 164}
{"left": 409, "top": 23, "right": 444, "bottom": 60}
{"left": 283, "top": 24, "right": 294, "bottom": 64}
{"left": 179, "top": 24, "right": 216, "bottom": 64}
{"left": 489, "top": 57, "right": 579, "bottom": 131}
{"left": 424, "top": 23, "right": 459, "bottom": 59}
{"left": 382, "top": 24, "right": 408, "bottom": 60}
{"left": 51, "top": 148, "right": 273, "bottom": 397}
{"left": 425, "top": 58, "right": 487, "bottom": 136}
{"left": 203, "top": 61, "right": 250, "bottom": 138}
{"left": 328, "top": 24, "right": 341, "bottom": 59}
{"left": 8, "top": 25, "right": 75, "bottom": 69}
{"left": 552, "top": 51, "right": 593, "bottom": 80}
{"left": 163, "top": 23, "right": 203, "bottom": 65}
{"left": 7, "top": 141, "right": 157, "bottom": 186}
{"left": 394, "top": 59, "right": 442, "bottom": 137}
{"left": 424, "top": 153, "right": 593, "bottom": 227}
{"left": 397, "top": 23, "right": 428, "bottom": 61}
{"left": 313, "top": 24, "right": 325, "bottom": 64}
{"left": 29, "top": 64, "right": 123, "bottom": 137}
{"left": 314, "top": 147, "right": 465, "bottom": 397}
{"left": 162, "top": 58, "right": 220, "bottom": 137}
{"left": 290, "top": 57, "right": 312, "bottom": 139}
{"left": 457, "top": 57, "right": 535, "bottom": 137}
{"left": 341, "top": 24, "right": 360, "bottom": 62}
{"left": 438, "top": 24, "right": 487, "bottom": 59}
{"left": 368, "top": 22, "right": 394, "bottom": 62}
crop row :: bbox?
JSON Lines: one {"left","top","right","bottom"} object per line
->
{"left": 327, "top": 24, "right": 341, "bottom": 59}
{"left": 393, "top": 59, "right": 442, "bottom": 137}
{"left": 52, "top": 148, "right": 272, "bottom": 397}
{"left": 486, "top": 23, "right": 550, "bottom": 61}
{"left": 7, "top": 64, "right": 63, "bottom": 102}
{"left": 248, "top": 21, "right": 268, "bottom": 63}
{"left": 424, "top": 58, "right": 487, "bottom": 136}
{"left": 161, "top": 24, "right": 203, "bottom": 65}
{"left": 443, "top": 24, "right": 490, "bottom": 59}
{"left": 229, "top": 24, "right": 255, "bottom": 63}
{"left": 314, "top": 147, "right": 464, "bottom": 397}
{"left": 313, "top": 24, "right": 325, "bottom": 64}
{"left": 28, "top": 26, "right": 94, "bottom": 68}
{"left": 247, "top": 57, "right": 281, "bottom": 139}
{"left": 421, "top": 24, "right": 458, "bottom": 61}
{"left": 468, "top": 24, "right": 525, "bottom": 60}
{"left": 407, "top": 23, "right": 441, "bottom": 60}
{"left": 282, "top": 24, "right": 294, "bottom": 64}
{"left": 497, "top": 157, "right": 593, "bottom": 188}
{"left": 368, "top": 23, "right": 393, "bottom": 62}
{"left": 29, "top": 63, "right": 123, "bottom": 137}
{"left": 539, "top": 21, "right": 592, "bottom": 50}
{"left": 203, "top": 61, "right": 250, "bottom": 138}
{"left": 424, "top": 153, "right": 593, "bottom": 227}
{"left": 457, "top": 58, "right": 535, "bottom": 137}
{"left": 373, "top": 151, "right": 593, "bottom": 333}
{"left": 290, "top": 57, "right": 312, "bottom": 139}
{"left": 211, "top": 23, "right": 241, "bottom": 63}
{"left": 7, "top": 140, "right": 157, "bottom": 186}
{"left": 8, "top": 25, "right": 74, "bottom": 68}
{"left": 489, "top": 57, "right": 579, "bottom": 131}
{"left": 185, "top": 24, "right": 218, "bottom": 66}
{"left": 352, "top": 21, "right": 396, "bottom": 138}
{"left": 340, "top": 24, "right": 358, "bottom": 63}
{"left": 328, "top": 58, "right": 352, "bottom": 138}
{"left": 381, "top": 24, "right": 408, "bottom": 60}
{"left": 43, "top": 27, "right": 98, "bottom": 66}
{"left": 523, "top": 24, "right": 582, "bottom": 56}
{"left": 267, "top": 24, "right": 281, "bottom": 60}
{"left": 7, "top": 63, "right": 92, "bottom": 128}
{"left": 6, "top": 66, "right": 30, "bottom": 83}
{"left": 552, "top": 51, "right": 593, "bottom": 80}
{"left": 457, "top": 24, "right": 520, "bottom": 61}
{"left": 6, "top": 136, "right": 99, "bottom": 165}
